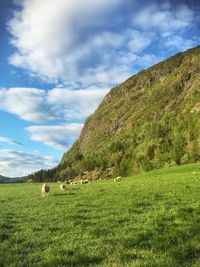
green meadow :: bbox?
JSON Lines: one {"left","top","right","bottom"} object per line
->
{"left": 1, "top": 164, "right": 200, "bottom": 267}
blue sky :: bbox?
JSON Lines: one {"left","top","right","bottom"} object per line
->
{"left": 0, "top": 0, "right": 199, "bottom": 177}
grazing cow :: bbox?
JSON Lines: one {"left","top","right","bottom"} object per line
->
{"left": 60, "top": 184, "right": 66, "bottom": 191}
{"left": 114, "top": 176, "right": 122, "bottom": 182}
{"left": 42, "top": 183, "right": 50, "bottom": 197}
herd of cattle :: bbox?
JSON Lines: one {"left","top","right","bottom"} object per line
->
{"left": 41, "top": 176, "right": 123, "bottom": 197}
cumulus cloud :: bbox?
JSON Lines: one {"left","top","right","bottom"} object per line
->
{"left": 0, "top": 86, "right": 108, "bottom": 150}
{"left": 7, "top": 0, "right": 182, "bottom": 85}
{"left": 0, "top": 87, "right": 109, "bottom": 122}
{"left": 127, "top": 30, "right": 152, "bottom": 53}
{"left": 8, "top": 0, "right": 126, "bottom": 84}
{"left": 7, "top": 0, "right": 198, "bottom": 86}
{"left": 0, "top": 137, "right": 23, "bottom": 146}
{"left": 47, "top": 87, "right": 109, "bottom": 121}
{"left": 164, "top": 36, "right": 196, "bottom": 50}
{"left": 0, "top": 88, "right": 53, "bottom": 122}
{"left": 0, "top": 149, "right": 59, "bottom": 177}
{"left": 133, "top": 3, "right": 194, "bottom": 33}
{"left": 26, "top": 124, "right": 83, "bottom": 150}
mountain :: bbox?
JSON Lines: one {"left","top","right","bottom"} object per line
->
{"left": 30, "top": 45, "right": 200, "bottom": 182}
{"left": 0, "top": 174, "right": 10, "bottom": 183}
{"left": 0, "top": 174, "right": 27, "bottom": 183}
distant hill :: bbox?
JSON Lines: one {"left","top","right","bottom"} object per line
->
{"left": 29, "top": 45, "right": 200, "bottom": 182}
{"left": 0, "top": 174, "right": 10, "bottom": 183}
{"left": 0, "top": 174, "right": 27, "bottom": 183}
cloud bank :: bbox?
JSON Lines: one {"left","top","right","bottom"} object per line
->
{"left": 8, "top": 0, "right": 198, "bottom": 85}
{"left": 0, "top": 137, "right": 23, "bottom": 146}
{"left": 0, "top": 87, "right": 108, "bottom": 123}
{"left": 0, "top": 87, "right": 106, "bottom": 150}
{"left": 26, "top": 124, "right": 83, "bottom": 150}
{"left": 0, "top": 149, "right": 59, "bottom": 177}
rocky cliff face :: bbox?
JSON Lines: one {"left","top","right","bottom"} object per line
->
{"left": 57, "top": 45, "right": 200, "bottom": 180}
{"left": 38, "top": 46, "right": 200, "bottom": 181}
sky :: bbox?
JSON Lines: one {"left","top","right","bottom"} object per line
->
{"left": 0, "top": 0, "right": 199, "bottom": 177}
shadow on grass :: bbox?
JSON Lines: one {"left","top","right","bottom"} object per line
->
{"left": 73, "top": 254, "right": 103, "bottom": 266}
{"left": 53, "top": 193, "right": 75, "bottom": 196}
{"left": 71, "top": 187, "right": 80, "bottom": 191}
{"left": 70, "top": 214, "right": 91, "bottom": 221}
{"left": 1, "top": 223, "right": 14, "bottom": 230}
{"left": 41, "top": 253, "right": 103, "bottom": 267}
{"left": 0, "top": 232, "right": 9, "bottom": 241}
{"left": 0, "top": 215, "right": 16, "bottom": 241}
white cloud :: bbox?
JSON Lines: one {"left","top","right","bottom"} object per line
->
{"left": 0, "top": 87, "right": 109, "bottom": 122}
{"left": 0, "top": 149, "right": 59, "bottom": 177}
{"left": 127, "top": 30, "right": 152, "bottom": 52}
{"left": 7, "top": 0, "right": 157, "bottom": 85}
{"left": 47, "top": 87, "right": 109, "bottom": 121}
{"left": 8, "top": 0, "right": 124, "bottom": 84}
{"left": 0, "top": 86, "right": 108, "bottom": 150}
{"left": 8, "top": 0, "right": 198, "bottom": 85}
{"left": 133, "top": 3, "right": 194, "bottom": 33}
{"left": 0, "top": 88, "right": 54, "bottom": 122}
{"left": 26, "top": 124, "right": 83, "bottom": 150}
{"left": 0, "top": 137, "right": 23, "bottom": 146}
{"left": 164, "top": 36, "right": 196, "bottom": 51}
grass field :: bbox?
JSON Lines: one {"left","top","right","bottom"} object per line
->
{"left": 1, "top": 164, "right": 200, "bottom": 266}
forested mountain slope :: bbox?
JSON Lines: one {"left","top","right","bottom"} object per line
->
{"left": 30, "top": 46, "right": 200, "bottom": 181}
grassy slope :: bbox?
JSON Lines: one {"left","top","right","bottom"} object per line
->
{"left": 59, "top": 45, "right": 200, "bottom": 179}
{"left": 1, "top": 164, "right": 200, "bottom": 266}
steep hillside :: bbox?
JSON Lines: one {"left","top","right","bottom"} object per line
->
{"left": 57, "top": 45, "right": 200, "bottom": 180}
{"left": 31, "top": 45, "right": 200, "bottom": 181}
